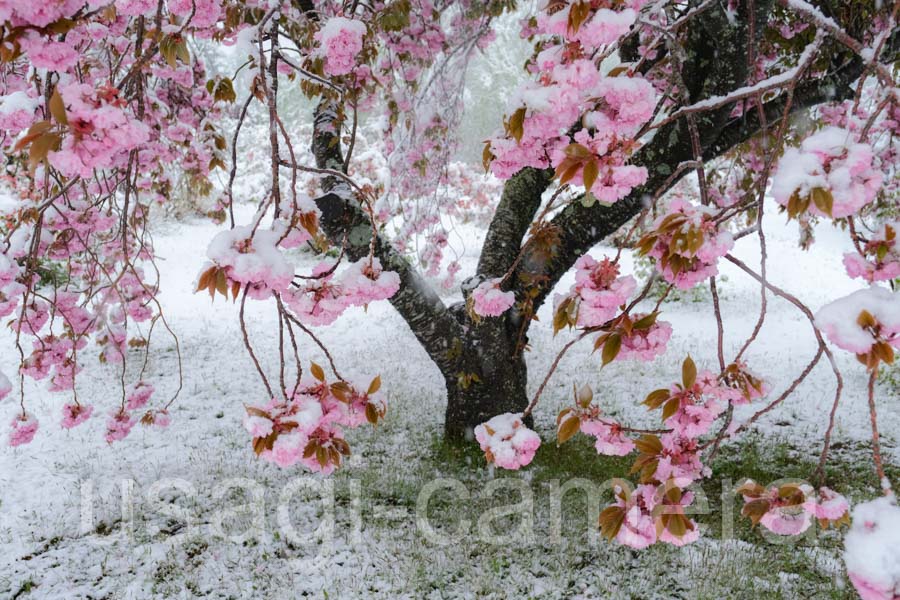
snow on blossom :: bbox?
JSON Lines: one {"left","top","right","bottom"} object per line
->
{"left": 574, "top": 8, "right": 638, "bottom": 50}
{"left": 844, "top": 495, "right": 900, "bottom": 600}
{"left": 815, "top": 287, "right": 900, "bottom": 355}
{"left": 105, "top": 409, "right": 135, "bottom": 443}
{"left": 488, "top": 28, "right": 656, "bottom": 189}
{"left": 587, "top": 76, "right": 657, "bottom": 138}
{"left": 126, "top": 381, "right": 154, "bottom": 410}
{"left": 316, "top": 17, "right": 367, "bottom": 77}
{"left": 771, "top": 126, "right": 883, "bottom": 219}
{"left": 471, "top": 278, "right": 515, "bottom": 318}
{"left": 640, "top": 199, "right": 734, "bottom": 289}
{"left": 802, "top": 486, "right": 850, "bottom": 523}
{"left": 243, "top": 374, "right": 383, "bottom": 473}
{"left": 843, "top": 223, "right": 900, "bottom": 283}
{"left": 145, "top": 409, "right": 171, "bottom": 428}
{"left": 474, "top": 413, "right": 541, "bottom": 470}
{"left": 0, "top": 90, "right": 39, "bottom": 132}
{"left": 205, "top": 226, "right": 294, "bottom": 296}
{"left": 61, "top": 403, "right": 94, "bottom": 429}
{"left": 336, "top": 257, "right": 400, "bottom": 306}
{"left": 549, "top": 128, "right": 649, "bottom": 203}
{"left": 8, "top": 411, "right": 38, "bottom": 446}
{"left": 285, "top": 262, "right": 350, "bottom": 326}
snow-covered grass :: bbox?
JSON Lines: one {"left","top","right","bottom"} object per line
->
{"left": 0, "top": 201, "right": 896, "bottom": 599}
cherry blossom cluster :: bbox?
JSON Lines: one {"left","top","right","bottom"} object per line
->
{"left": 600, "top": 481, "right": 699, "bottom": 549}
{"left": 316, "top": 17, "right": 368, "bottom": 77}
{"left": 474, "top": 412, "right": 542, "bottom": 470}
{"left": 522, "top": 357, "right": 765, "bottom": 549}
{"left": 2, "top": 0, "right": 229, "bottom": 445}
{"left": 815, "top": 286, "right": 900, "bottom": 370}
{"left": 243, "top": 369, "right": 386, "bottom": 474}
{"left": 642, "top": 359, "right": 763, "bottom": 438}
{"left": 285, "top": 258, "right": 400, "bottom": 327}
{"left": 771, "top": 126, "right": 883, "bottom": 220}
{"left": 486, "top": 0, "right": 655, "bottom": 205}
{"left": 738, "top": 481, "right": 850, "bottom": 536}
{"left": 637, "top": 199, "right": 735, "bottom": 290}
{"left": 550, "top": 255, "right": 673, "bottom": 363}
{"left": 590, "top": 311, "right": 674, "bottom": 364}
{"left": 843, "top": 222, "right": 900, "bottom": 283}
{"left": 553, "top": 255, "right": 636, "bottom": 329}
{"left": 469, "top": 277, "right": 516, "bottom": 319}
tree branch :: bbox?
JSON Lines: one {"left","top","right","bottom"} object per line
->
{"left": 476, "top": 167, "right": 553, "bottom": 280}
{"left": 310, "top": 101, "right": 464, "bottom": 374}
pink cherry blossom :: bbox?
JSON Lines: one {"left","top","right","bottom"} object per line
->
{"left": 803, "top": 486, "right": 850, "bottom": 521}
{"left": 556, "top": 255, "right": 635, "bottom": 328}
{"left": 105, "top": 409, "right": 135, "bottom": 443}
{"left": 654, "top": 433, "right": 707, "bottom": 487}
{"left": 126, "top": 381, "right": 154, "bottom": 410}
{"left": 8, "top": 412, "right": 38, "bottom": 446}
{"left": 758, "top": 507, "right": 811, "bottom": 535}
{"left": 645, "top": 199, "right": 734, "bottom": 290}
{"left": 615, "top": 317, "right": 673, "bottom": 361}
{"left": 771, "top": 126, "right": 883, "bottom": 219}
{"left": 844, "top": 495, "right": 900, "bottom": 600}
{"left": 581, "top": 419, "right": 634, "bottom": 456}
{"left": 47, "top": 83, "right": 150, "bottom": 178}
{"left": 337, "top": 257, "right": 401, "bottom": 306}
{"left": 285, "top": 262, "right": 350, "bottom": 326}
{"left": 471, "top": 278, "right": 515, "bottom": 318}
{"left": 474, "top": 413, "right": 541, "bottom": 470}
{"left": 61, "top": 403, "right": 94, "bottom": 429}
{"left": 205, "top": 226, "right": 294, "bottom": 297}
{"left": 843, "top": 223, "right": 900, "bottom": 283}
{"left": 815, "top": 287, "right": 900, "bottom": 355}
{"left": 316, "top": 17, "right": 367, "bottom": 77}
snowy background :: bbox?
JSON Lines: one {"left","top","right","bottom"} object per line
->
{"left": 1, "top": 9, "right": 898, "bottom": 598}
{"left": 1, "top": 195, "right": 896, "bottom": 598}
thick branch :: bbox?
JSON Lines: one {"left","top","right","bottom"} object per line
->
{"left": 476, "top": 167, "right": 553, "bottom": 279}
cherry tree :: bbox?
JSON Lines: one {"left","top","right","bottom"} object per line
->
{"left": 1, "top": 0, "right": 899, "bottom": 595}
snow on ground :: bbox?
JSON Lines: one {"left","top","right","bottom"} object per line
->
{"left": 0, "top": 200, "right": 896, "bottom": 599}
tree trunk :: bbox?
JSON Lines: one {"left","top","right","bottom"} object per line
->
{"left": 442, "top": 304, "right": 530, "bottom": 440}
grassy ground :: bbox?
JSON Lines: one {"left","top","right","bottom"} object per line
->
{"left": 308, "top": 424, "right": 895, "bottom": 599}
